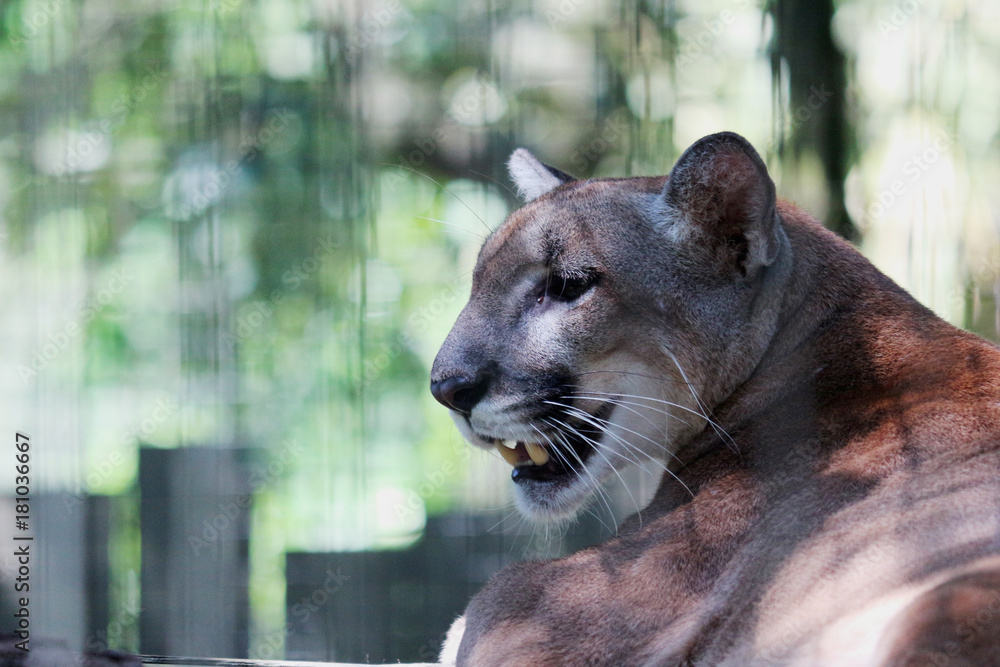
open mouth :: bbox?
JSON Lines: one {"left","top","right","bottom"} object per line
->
{"left": 484, "top": 402, "right": 615, "bottom": 484}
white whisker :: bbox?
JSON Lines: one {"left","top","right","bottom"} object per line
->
{"left": 380, "top": 162, "right": 493, "bottom": 234}
{"left": 545, "top": 398, "right": 689, "bottom": 467}
{"left": 567, "top": 386, "right": 739, "bottom": 454}
{"left": 662, "top": 348, "right": 741, "bottom": 457}
{"left": 552, "top": 404, "right": 694, "bottom": 498}
{"left": 530, "top": 423, "right": 616, "bottom": 536}
{"left": 547, "top": 416, "right": 642, "bottom": 526}
{"left": 415, "top": 215, "right": 489, "bottom": 241}
{"left": 541, "top": 419, "right": 620, "bottom": 527}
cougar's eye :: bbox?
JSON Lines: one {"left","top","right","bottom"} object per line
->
{"left": 535, "top": 271, "right": 598, "bottom": 305}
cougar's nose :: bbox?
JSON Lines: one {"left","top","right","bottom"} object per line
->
{"left": 430, "top": 374, "right": 491, "bottom": 415}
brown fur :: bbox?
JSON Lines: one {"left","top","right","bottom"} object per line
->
{"left": 431, "top": 133, "right": 1000, "bottom": 665}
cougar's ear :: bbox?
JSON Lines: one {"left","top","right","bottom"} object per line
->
{"left": 507, "top": 148, "right": 576, "bottom": 202}
{"left": 663, "top": 132, "right": 780, "bottom": 276}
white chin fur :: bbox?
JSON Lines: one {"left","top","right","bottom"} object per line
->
{"left": 450, "top": 408, "right": 614, "bottom": 523}
{"left": 511, "top": 455, "right": 615, "bottom": 524}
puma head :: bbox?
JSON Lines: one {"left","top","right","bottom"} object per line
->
{"left": 431, "top": 132, "right": 791, "bottom": 521}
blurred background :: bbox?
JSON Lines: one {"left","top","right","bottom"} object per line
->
{"left": 0, "top": 0, "right": 998, "bottom": 662}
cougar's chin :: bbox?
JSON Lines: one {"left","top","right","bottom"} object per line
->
{"left": 455, "top": 403, "right": 618, "bottom": 523}
{"left": 510, "top": 457, "right": 615, "bottom": 523}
